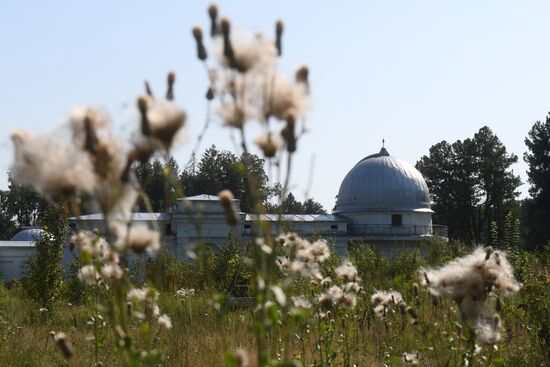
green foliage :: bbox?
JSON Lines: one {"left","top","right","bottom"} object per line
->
{"left": 135, "top": 157, "right": 181, "bottom": 212}
{"left": 266, "top": 191, "right": 327, "bottom": 214}
{"left": 21, "top": 209, "right": 67, "bottom": 306}
{"left": 416, "top": 126, "right": 521, "bottom": 244}
{"left": 523, "top": 114, "right": 550, "bottom": 249}
{"left": 1, "top": 172, "right": 51, "bottom": 227}
{"left": 180, "top": 145, "right": 270, "bottom": 212}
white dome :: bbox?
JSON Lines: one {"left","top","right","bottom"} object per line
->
{"left": 10, "top": 228, "right": 46, "bottom": 242}
{"left": 334, "top": 148, "right": 431, "bottom": 213}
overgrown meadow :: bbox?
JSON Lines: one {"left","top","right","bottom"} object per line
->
{"left": 1, "top": 4, "right": 550, "bottom": 367}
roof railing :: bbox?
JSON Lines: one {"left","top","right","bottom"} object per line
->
{"left": 349, "top": 224, "right": 448, "bottom": 238}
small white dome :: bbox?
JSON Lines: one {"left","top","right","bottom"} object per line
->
{"left": 10, "top": 228, "right": 47, "bottom": 242}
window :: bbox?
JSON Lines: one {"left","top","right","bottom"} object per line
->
{"left": 330, "top": 224, "right": 338, "bottom": 230}
{"left": 244, "top": 224, "right": 251, "bottom": 229}
{"left": 391, "top": 214, "right": 402, "bottom": 226}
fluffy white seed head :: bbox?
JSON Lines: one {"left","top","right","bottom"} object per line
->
{"left": 335, "top": 261, "right": 358, "bottom": 281}
{"left": 126, "top": 224, "right": 161, "bottom": 255}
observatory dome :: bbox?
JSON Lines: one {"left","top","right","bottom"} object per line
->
{"left": 334, "top": 148, "right": 432, "bottom": 214}
{"left": 10, "top": 227, "right": 47, "bottom": 242}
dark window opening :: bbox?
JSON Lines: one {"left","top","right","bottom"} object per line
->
{"left": 244, "top": 224, "right": 251, "bottom": 229}
{"left": 391, "top": 214, "right": 402, "bottom": 226}
{"left": 330, "top": 224, "right": 338, "bottom": 230}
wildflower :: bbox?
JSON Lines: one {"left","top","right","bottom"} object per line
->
{"left": 254, "top": 131, "right": 283, "bottom": 158}
{"left": 403, "top": 352, "right": 419, "bottom": 365}
{"left": 101, "top": 263, "right": 124, "bottom": 280}
{"left": 137, "top": 95, "right": 186, "bottom": 151}
{"left": 341, "top": 293, "right": 357, "bottom": 309}
{"left": 166, "top": 71, "right": 176, "bottom": 100}
{"left": 476, "top": 314, "right": 502, "bottom": 345}
{"left": 327, "top": 285, "right": 344, "bottom": 303}
{"left": 192, "top": 26, "right": 208, "bottom": 61}
{"left": 218, "top": 26, "right": 277, "bottom": 73}
{"left": 157, "top": 314, "right": 172, "bottom": 330}
{"left": 281, "top": 114, "right": 297, "bottom": 152}
{"left": 126, "top": 224, "right": 161, "bottom": 255}
{"left": 371, "top": 290, "right": 403, "bottom": 318}
{"left": 309, "top": 239, "right": 331, "bottom": 263}
{"left": 219, "top": 189, "right": 239, "bottom": 226}
{"left": 218, "top": 103, "right": 247, "bottom": 128}
{"left": 265, "top": 74, "right": 309, "bottom": 121}
{"left": 335, "top": 261, "right": 358, "bottom": 281}
{"left": 344, "top": 281, "right": 362, "bottom": 294}
{"left": 176, "top": 288, "right": 196, "bottom": 299}
{"left": 233, "top": 348, "right": 250, "bottom": 367}
{"left": 220, "top": 18, "right": 234, "bottom": 61}
{"left": 275, "top": 20, "right": 284, "bottom": 56}
{"left": 127, "top": 288, "right": 147, "bottom": 303}
{"left": 420, "top": 247, "right": 520, "bottom": 321}
{"left": 291, "top": 295, "right": 312, "bottom": 309}
{"left": 271, "top": 286, "right": 287, "bottom": 307}
{"left": 78, "top": 264, "right": 99, "bottom": 285}
{"left": 208, "top": 3, "right": 219, "bottom": 37}
{"left": 53, "top": 332, "right": 74, "bottom": 359}
{"left": 11, "top": 129, "right": 97, "bottom": 196}
{"left": 321, "top": 277, "right": 332, "bottom": 287}
{"left": 68, "top": 106, "right": 110, "bottom": 150}
{"left": 295, "top": 65, "right": 310, "bottom": 93}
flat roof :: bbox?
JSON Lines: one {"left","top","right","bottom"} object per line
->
{"left": 69, "top": 212, "right": 170, "bottom": 221}
{"left": 245, "top": 214, "right": 348, "bottom": 222}
{"left": 0, "top": 241, "right": 35, "bottom": 248}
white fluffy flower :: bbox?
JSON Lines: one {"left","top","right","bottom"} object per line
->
{"left": 157, "top": 314, "right": 172, "bottom": 329}
{"left": 78, "top": 264, "right": 100, "bottom": 285}
{"left": 335, "top": 261, "right": 358, "bottom": 281}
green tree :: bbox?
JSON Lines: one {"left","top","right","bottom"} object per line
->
{"left": 0, "top": 190, "right": 17, "bottom": 240}
{"left": 523, "top": 114, "right": 550, "bottom": 248}
{"left": 22, "top": 208, "right": 67, "bottom": 306}
{"left": 135, "top": 157, "right": 181, "bottom": 212}
{"left": 2, "top": 172, "right": 50, "bottom": 227}
{"left": 180, "top": 145, "right": 270, "bottom": 213}
{"left": 416, "top": 126, "right": 521, "bottom": 244}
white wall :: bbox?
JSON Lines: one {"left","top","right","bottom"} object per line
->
{"left": 0, "top": 245, "right": 34, "bottom": 282}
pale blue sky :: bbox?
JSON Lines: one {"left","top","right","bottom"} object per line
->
{"left": 1, "top": 1, "right": 548, "bottom": 210}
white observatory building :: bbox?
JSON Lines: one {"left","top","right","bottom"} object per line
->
{"left": 0, "top": 146, "right": 448, "bottom": 282}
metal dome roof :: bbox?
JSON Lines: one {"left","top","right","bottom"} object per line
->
{"left": 334, "top": 148, "right": 432, "bottom": 213}
{"left": 10, "top": 227, "right": 46, "bottom": 241}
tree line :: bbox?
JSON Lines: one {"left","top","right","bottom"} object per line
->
{"left": 416, "top": 119, "right": 550, "bottom": 250}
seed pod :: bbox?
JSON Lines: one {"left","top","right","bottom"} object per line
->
{"left": 192, "top": 27, "right": 208, "bottom": 61}
{"left": 295, "top": 64, "right": 310, "bottom": 93}
{"left": 495, "top": 297, "right": 502, "bottom": 312}
{"left": 206, "top": 87, "right": 215, "bottom": 100}
{"left": 275, "top": 20, "right": 284, "bottom": 56}
{"left": 166, "top": 71, "right": 176, "bottom": 100}
{"left": 423, "top": 272, "right": 431, "bottom": 285}
{"left": 54, "top": 332, "right": 74, "bottom": 359}
{"left": 137, "top": 96, "right": 150, "bottom": 135}
{"left": 406, "top": 306, "right": 418, "bottom": 320}
{"left": 83, "top": 115, "right": 99, "bottom": 154}
{"left": 208, "top": 3, "right": 219, "bottom": 37}
{"left": 485, "top": 246, "right": 494, "bottom": 260}
{"left": 221, "top": 18, "right": 234, "bottom": 61}
{"left": 281, "top": 114, "right": 296, "bottom": 153}
{"left": 493, "top": 314, "right": 501, "bottom": 328}
{"left": 144, "top": 80, "right": 153, "bottom": 97}
{"left": 219, "top": 190, "right": 239, "bottom": 226}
